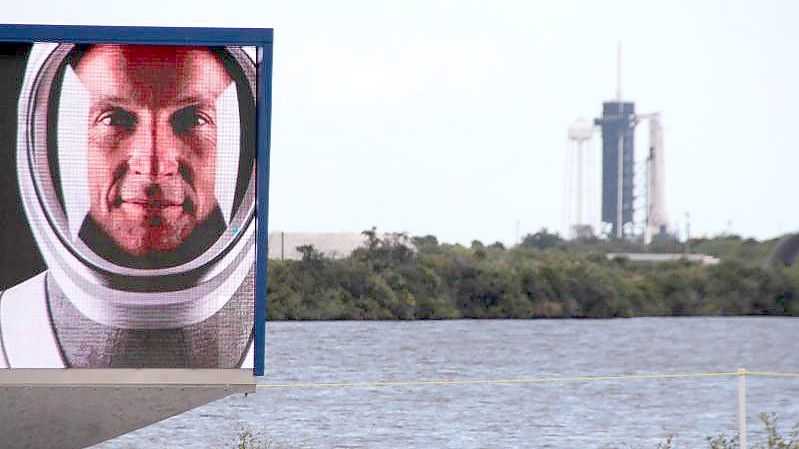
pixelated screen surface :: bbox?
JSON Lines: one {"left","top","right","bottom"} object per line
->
{"left": 0, "top": 43, "right": 259, "bottom": 369}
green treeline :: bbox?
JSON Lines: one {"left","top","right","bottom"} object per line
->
{"left": 267, "top": 229, "right": 799, "bottom": 320}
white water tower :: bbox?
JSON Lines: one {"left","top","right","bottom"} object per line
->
{"left": 567, "top": 118, "right": 595, "bottom": 238}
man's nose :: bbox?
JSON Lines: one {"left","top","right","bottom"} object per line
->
{"left": 128, "top": 114, "right": 180, "bottom": 178}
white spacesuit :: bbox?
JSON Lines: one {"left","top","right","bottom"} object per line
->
{"left": 0, "top": 43, "right": 258, "bottom": 369}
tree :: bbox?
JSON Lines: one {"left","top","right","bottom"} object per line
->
{"left": 296, "top": 244, "right": 323, "bottom": 262}
{"left": 521, "top": 228, "right": 563, "bottom": 250}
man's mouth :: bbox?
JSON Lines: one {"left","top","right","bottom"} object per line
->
{"left": 131, "top": 198, "right": 181, "bottom": 211}
{"left": 109, "top": 178, "right": 195, "bottom": 215}
{"left": 110, "top": 188, "right": 195, "bottom": 215}
{"left": 118, "top": 197, "right": 180, "bottom": 211}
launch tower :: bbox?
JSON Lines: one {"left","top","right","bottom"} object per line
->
{"left": 589, "top": 44, "right": 669, "bottom": 241}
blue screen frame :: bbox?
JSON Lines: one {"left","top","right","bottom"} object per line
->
{"left": 0, "top": 24, "right": 273, "bottom": 376}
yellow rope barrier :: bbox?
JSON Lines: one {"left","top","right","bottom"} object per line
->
{"left": 746, "top": 371, "right": 799, "bottom": 378}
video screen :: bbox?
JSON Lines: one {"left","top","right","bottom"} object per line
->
{"left": 0, "top": 43, "right": 258, "bottom": 369}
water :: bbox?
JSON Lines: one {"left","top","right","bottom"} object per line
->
{"left": 97, "top": 317, "right": 799, "bottom": 448}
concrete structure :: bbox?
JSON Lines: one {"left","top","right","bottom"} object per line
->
{"left": 0, "top": 369, "right": 254, "bottom": 449}
{"left": 268, "top": 232, "right": 414, "bottom": 260}
{"left": 607, "top": 252, "right": 720, "bottom": 265}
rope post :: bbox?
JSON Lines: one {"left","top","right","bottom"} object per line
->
{"left": 738, "top": 367, "right": 747, "bottom": 449}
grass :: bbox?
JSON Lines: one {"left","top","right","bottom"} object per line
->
{"left": 234, "top": 422, "right": 305, "bottom": 449}
{"left": 702, "top": 413, "right": 799, "bottom": 449}
{"left": 612, "top": 413, "right": 799, "bottom": 449}
{"left": 234, "top": 412, "right": 799, "bottom": 448}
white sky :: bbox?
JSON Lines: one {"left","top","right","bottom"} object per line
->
{"left": 8, "top": 0, "right": 799, "bottom": 244}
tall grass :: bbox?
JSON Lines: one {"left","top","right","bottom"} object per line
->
{"left": 234, "top": 422, "right": 306, "bottom": 449}
{"left": 235, "top": 413, "right": 799, "bottom": 448}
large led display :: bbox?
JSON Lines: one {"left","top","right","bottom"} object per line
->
{"left": 0, "top": 27, "right": 271, "bottom": 374}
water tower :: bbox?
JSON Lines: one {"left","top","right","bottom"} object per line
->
{"left": 567, "top": 118, "right": 595, "bottom": 239}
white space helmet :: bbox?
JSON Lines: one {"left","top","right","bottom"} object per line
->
{"left": 17, "top": 43, "right": 257, "bottom": 329}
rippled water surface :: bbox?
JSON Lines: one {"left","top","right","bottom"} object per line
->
{"left": 96, "top": 318, "right": 799, "bottom": 448}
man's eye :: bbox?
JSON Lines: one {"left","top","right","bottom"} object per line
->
{"left": 98, "top": 109, "right": 136, "bottom": 130}
{"left": 171, "top": 106, "right": 211, "bottom": 134}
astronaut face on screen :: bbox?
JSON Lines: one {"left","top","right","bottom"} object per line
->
{"left": 76, "top": 46, "right": 231, "bottom": 266}
{"left": 0, "top": 43, "right": 257, "bottom": 369}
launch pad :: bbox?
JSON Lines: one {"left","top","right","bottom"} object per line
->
{"left": 566, "top": 44, "right": 670, "bottom": 243}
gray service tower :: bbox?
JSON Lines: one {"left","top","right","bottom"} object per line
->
{"left": 596, "top": 101, "right": 635, "bottom": 239}
{"left": 584, "top": 44, "right": 668, "bottom": 242}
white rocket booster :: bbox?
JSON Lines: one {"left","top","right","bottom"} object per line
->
{"left": 644, "top": 113, "right": 669, "bottom": 243}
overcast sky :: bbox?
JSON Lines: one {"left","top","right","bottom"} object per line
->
{"left": 7, "top": 0, "right": 799, "bottom": 244}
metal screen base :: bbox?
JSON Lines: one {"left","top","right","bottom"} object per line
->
{"left": 0, "top": 369, "right": 256, "bottom": 449}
